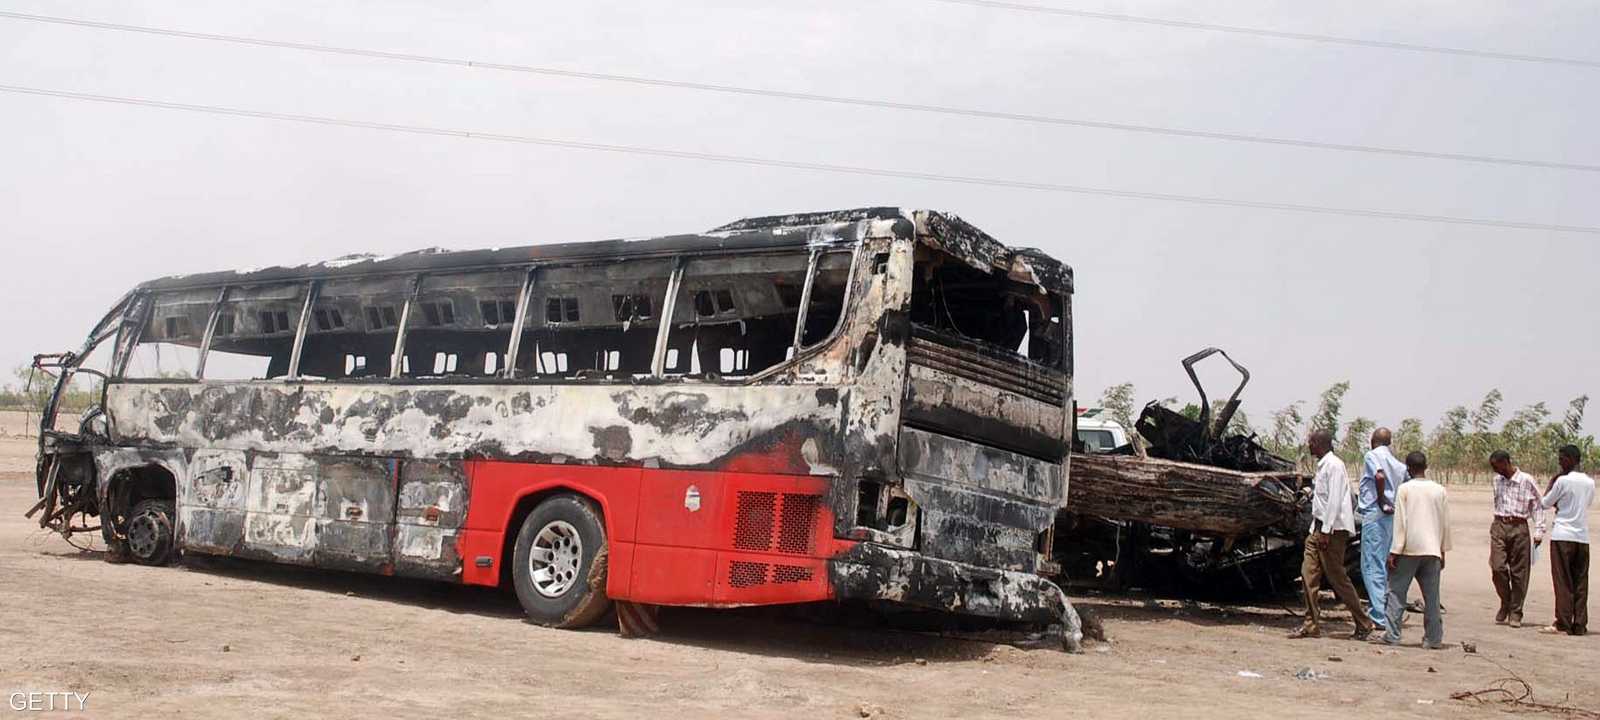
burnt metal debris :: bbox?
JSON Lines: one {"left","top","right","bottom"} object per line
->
{"left": 1054, "top": 348, "right": 1330, "bottom": 599}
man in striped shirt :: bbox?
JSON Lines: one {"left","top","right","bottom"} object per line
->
{"left": 1489, "top": 450, "right": 1547, "bottom": 628}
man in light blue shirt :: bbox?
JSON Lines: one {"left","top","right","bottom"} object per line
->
{"left": 1359, "top": 427, "right": 1409, "bottom": 632}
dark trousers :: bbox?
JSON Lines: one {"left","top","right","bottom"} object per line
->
{"left": 1551, "top": 540, "right": 1590, "bottom": 635}
{"left": 1385, "top": 555, "right": 1443, "bottom": 647}
{"left": 1489, "top": 517, "right": 1532, "bottom": 620}
{"left": 1299, "top": 530, "right": 1372, "bottom": 634}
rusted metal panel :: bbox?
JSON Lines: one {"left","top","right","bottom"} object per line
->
{"left": 828, "top": 542, "right": 1082, "bottom": 651}
{"left": 1066, "top": 454, "right": 1304, "bottom": 536}
{"left": 902, "top": 364, "right": 1067, "bottom": 461}
{"left": 314, "top": 456, "right": 396, "bottom": 572}
{"left": 178, "top": 449, "right": 249, "bottom": 554}
{"left": 897, "top": 427, "right": 1062, "bottom": 572}
{"left": 241, "top": 454, "right": 318, "bottom": 565}
{"left": 394, "top": 460, "right": 468, "bottom": 581}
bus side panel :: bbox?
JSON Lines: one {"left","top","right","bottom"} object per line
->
{"left": 456, "top": 462, "right": 642, "bottom": 591}
{"left": 240, "top": 454, "right": 319, "bottom": 565}
{"left": 627, "top": 469, "right": 728, "bottom": 604}
{"left": 629, "top": 470, "right": 834, "bottom": 607}
{"left": 456, "top": 463, "right": 836, "bottom": 609}
{"left": 180, "top": 449, "right": 250, "bottom": 555}
{"left": 393, "top": 460, "right": 470, "bottom": 582}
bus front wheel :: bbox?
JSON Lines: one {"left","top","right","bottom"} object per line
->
{"left": 125, "top": 498, "right": 176, "bottom": 566}
{"left": 511, "top": 495, "right": 613, "bottom": 628}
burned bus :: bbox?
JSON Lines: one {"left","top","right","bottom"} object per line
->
{"left": 30, "top": 207, "right": 1081, "bottom": 647}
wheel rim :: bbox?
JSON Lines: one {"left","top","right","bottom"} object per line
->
{"left": 529, "top": 520, "right": 582, "bottom": 598}
{"left": 127, "top": 512, "right": 161, "bottom": 559}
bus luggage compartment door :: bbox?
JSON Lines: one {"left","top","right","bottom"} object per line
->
{"left": 180, "top": 450, "right": 249, "bottom": 554}
{"left": 393, "top": 460, "right": 468, "bottom": 581}
{"left": 314, "top": 456, "right": 397, "bottom": 573}
{"left": 242, "top": 454, "right": 321, "bottom": 565}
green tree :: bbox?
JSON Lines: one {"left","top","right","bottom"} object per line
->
{"left": 1501, "top": 402, "right": 1550, "bottom": 467}
{"left": 1393, "top": 417, "right": 1425, "bottom": 456}
{"left": 1338, "top": 416, "right": 1375, "bottom": 465}
{"left": 1311, "top": 381, "right": 1351, "bottom": 438}
{"left": 1561, "top": 395, "right": 1590, "bottom": 442}
{"left": 1468, "top": 389, "right": 1504, "bottom": 464}
{"left": 1098, "top": 382, "right": 1138, "bottom": 431}
{"left": 1226, "top": 407, "right": 1253, "bottom": 437}
{"left": 1428, "top": 406, "right": 1471, "bottom": 482}
{"left": 1266, "top": 401, "right": 1305, "bottom": 458}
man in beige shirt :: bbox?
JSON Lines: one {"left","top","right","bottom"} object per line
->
{"left": 1381, "top": 450, "right": 1451, "bottom": 648}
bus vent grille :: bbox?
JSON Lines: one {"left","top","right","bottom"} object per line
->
{"left": 733, "top": 491, "right": 822, "bottom": 555}
{"left": 732, "top": 492, "right": 777, "bottom": 550}
{"left": 777, "top": 494, "right": 821, "bottom": 555}
{"left": 728, "top": 561, "right": 768, "bottom": 588}
{"left": 772, "top": 565, "right": 813, "bottom": 584}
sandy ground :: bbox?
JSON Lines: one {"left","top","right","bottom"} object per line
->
{"left": 1, "top": 417, "right": 1596, "bottom": 718}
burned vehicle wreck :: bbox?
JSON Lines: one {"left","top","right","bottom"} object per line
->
{"left": 1053, "top": 349, "right": 1350, "bottom": 598}
{"left": 29, "top": 207, "right": 1084, "bottom": 649}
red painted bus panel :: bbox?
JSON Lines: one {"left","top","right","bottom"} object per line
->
{"left": 457, "top": 461, "right": 642, "bottom": 588}
{"left": 457, "top": 460, "right": 845, "bottom": 608}
{"left": 634, "top": 469, "right": 728, "bottom": 549}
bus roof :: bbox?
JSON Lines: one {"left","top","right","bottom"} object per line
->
{"left": 134, "top": 207, "right": 1073, "bottom": 294}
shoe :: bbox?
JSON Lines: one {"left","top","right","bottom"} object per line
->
{"left": 1351, "top": 626, "right": 1373, "bottom": 641}
{"left": 1509, "top": 616, "right": 1523, "bottom": 629}
{"left": 1287, "top": 626, "right": 1322, "bottom": 639}
{"left": 1495, "top": 609, "right": 1509, "bottom": 625}
{"left": 1422, "top": 642, "right": 1444, "bottom": 650}
{"left": 1539, "top": 625, "right": 1566, "bottom": 635}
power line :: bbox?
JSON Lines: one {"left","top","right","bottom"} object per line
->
{"left": 1, "top": 10, "right": 1594, "bottom": 173}
{"left": 922, "top": 0, "right": 1600, "bottom": 69}
{"left": 3, "top": 83, "right": 1597, "bottom": 236}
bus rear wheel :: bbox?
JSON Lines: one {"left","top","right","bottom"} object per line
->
{"left": 511, "top": 495, "right": 612, "bottom": 628}
{"left": 126, "top": 498, "right": 176, "bottom": 566}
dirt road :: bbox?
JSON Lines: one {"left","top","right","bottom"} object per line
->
{"left": 2, "top": 428, "right": 1595, "bottom": 719}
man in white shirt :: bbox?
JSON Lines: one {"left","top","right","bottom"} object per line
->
{"left": 1541, "top": 444, "right": 1595, "bottom": 637}
{"left": 1381, "top": 451, "right": 1450, "bottom": 648}
{"left": 1290, "top": 430, "right": 1376, "bottom": 640}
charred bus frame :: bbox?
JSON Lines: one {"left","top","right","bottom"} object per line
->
{"left": 30, "top": 207, "right": 1082, "bottom": 647}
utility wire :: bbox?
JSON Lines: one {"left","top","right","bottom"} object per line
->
{"left": 3, "top": 83, "right": 1597, "bottom": 236}
{"left": 1, "top": 10, "right": 1594, "bottom": 173}
{"left": 922, "top": 0, "right": 1600, "bottom": 69}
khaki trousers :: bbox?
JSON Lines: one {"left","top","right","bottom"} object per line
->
{"left": 1489, "top": 517, "right": 1532, "bottom": 621}
{"left": 1299, "top": 529, "right": 1374, "bottom": 634}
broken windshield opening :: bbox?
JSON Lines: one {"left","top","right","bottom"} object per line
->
{"left": 909, "top": 247, "right": 1066, "bottom": 370}
{"left": 121, "top": 288, "right": 212, "bottom": 380}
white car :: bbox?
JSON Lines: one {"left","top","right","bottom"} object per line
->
{"left": 1075, "top": 409, "right": 1130, "bottom": 453}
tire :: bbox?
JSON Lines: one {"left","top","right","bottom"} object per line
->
{"left": 125, "top": 498, "right": 177, "bottom": 566}
{"left": 511, "top": 495, "right": 612, "bottom": 628}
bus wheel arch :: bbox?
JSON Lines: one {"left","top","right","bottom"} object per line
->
{"left": 507, "top": 490, "right": 613, "bottom": 628}
{"left": 104, "top": 463, "right": 179, "bottom": 566}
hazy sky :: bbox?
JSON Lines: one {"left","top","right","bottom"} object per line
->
{"left": 2, "top": 1, "right": 1596, "bottom": 436}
